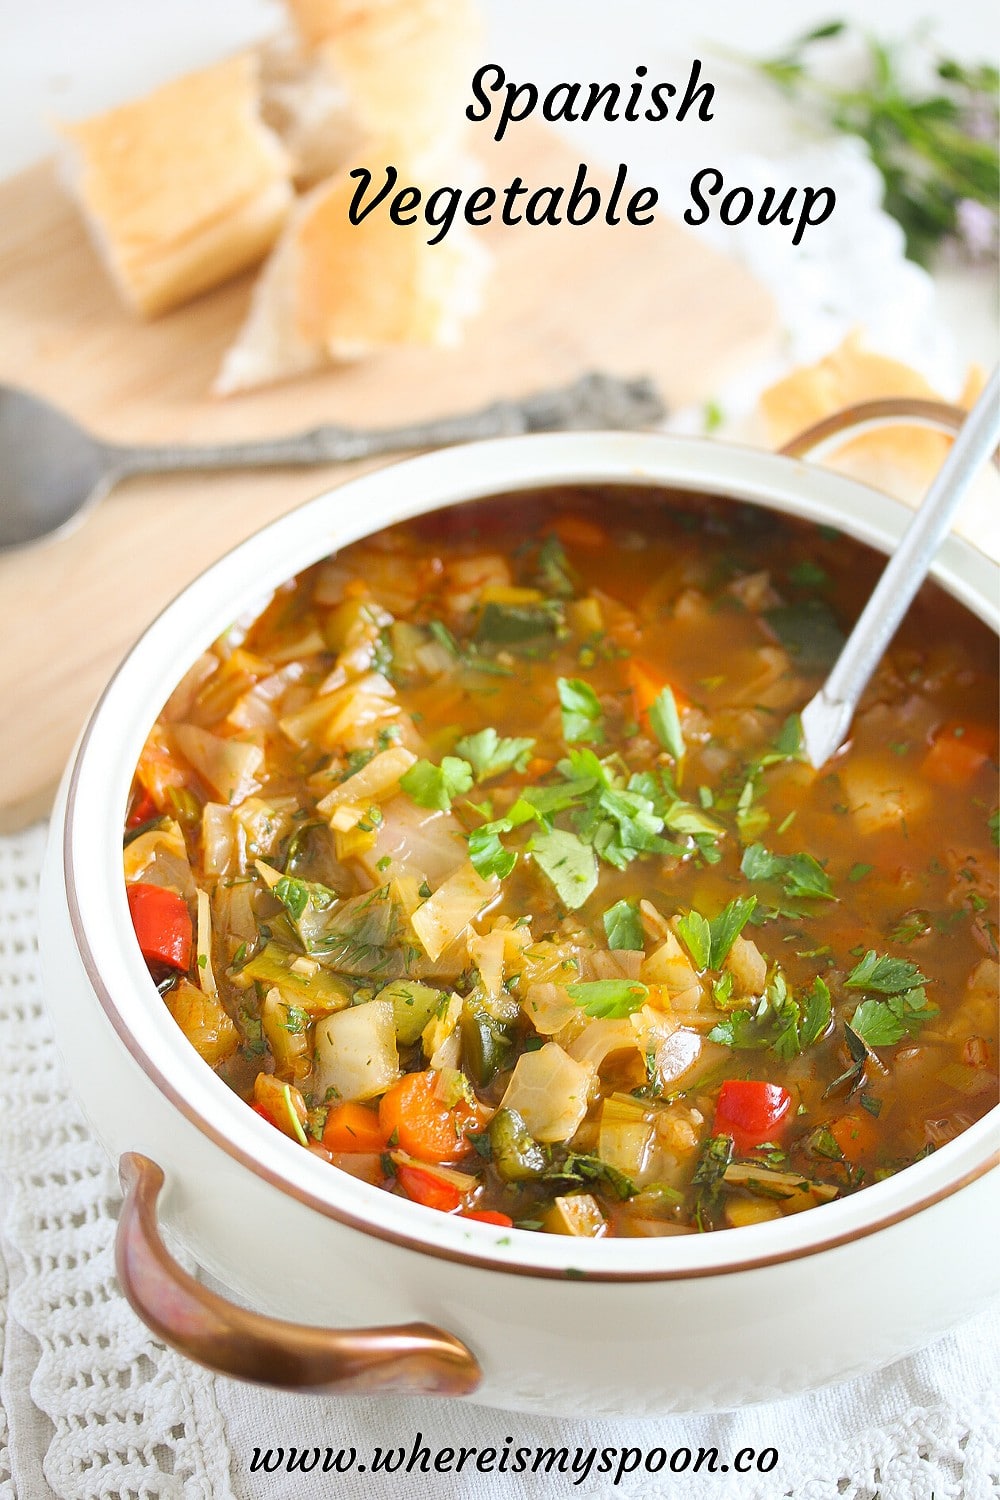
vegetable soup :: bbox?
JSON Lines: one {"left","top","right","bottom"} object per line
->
{"left": 123, "top": 487, "right": 999, "bottom": 1238}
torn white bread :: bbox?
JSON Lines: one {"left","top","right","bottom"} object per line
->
{"left": 258, "top": 31, "right": 365, "bottom": 189}
{"left": 214, "top": 151, "right": 490, "bottom": 394}
{"left": 58, "top": 54, "right": 294, "bottom": 318}
{"left": 283, "top": 0, "right": 482, "bottom": 152}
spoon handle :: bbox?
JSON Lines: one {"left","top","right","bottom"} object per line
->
{"left": 109, "top": 373, "right": 664, "bottom": 475}
{"left": 801, "top": 365, "right": 1000, "bottom": 769}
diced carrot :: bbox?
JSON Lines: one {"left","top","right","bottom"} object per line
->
{"left": 397, "top": 1163, "right": 462, "bottom": 1213}
{"left": 549, "top": 514, "right": 609, "bottom": 550}
{"left": 922, "top": 722, "right": 996, "bottom": 785}
{"left": 828, "top": 1112, "right": 879, "bottom": 1164}
{"left": 343, "top": 578, "right": 369, "bottom": 599}
{"left": 323, "top": 1101, "right": 390, "bottom": 1154}
{"left": 526, "top": 756, "right": 554, "bottom": 778}
{"left": 626, "top": 658, "right": 687, "bottom": 727}
{"left": 378, "top": 1069, "right": 486, "bottom": 1163}
{"left": 462, "top": 1209, "right": 514, "bottom": 1227}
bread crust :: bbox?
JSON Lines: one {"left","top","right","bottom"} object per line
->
{"left": 59, "top": 54, "right": 294, "bottom": 317}
{"left": 214, "top": 154, "right": 489, "bottom": 394}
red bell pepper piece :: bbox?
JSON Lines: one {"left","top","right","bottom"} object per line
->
{"left": 396, "top": 1163, "right": 462, "bottom": 1214}
{"left": 126, "top": 789, "right": 158, "bottom": 829}
{"left": 462, "top": 1209, "right": 514, "bottom": 1227}
{"left": 126, "top": 882, "right": 193, "bottom": 971}
{"left": 714, "top": 1080, "right": 792, "bottom": 1154}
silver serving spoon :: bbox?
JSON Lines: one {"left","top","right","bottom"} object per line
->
{"left": 0, "top": 372, "right": 665, "bottom": 553}
{"left": 801, "top": 365, "right": 1000, "bottom": 769}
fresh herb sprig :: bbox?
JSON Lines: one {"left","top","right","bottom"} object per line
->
{"left": 749, "top": 21, "right": 999, "bottom": 264}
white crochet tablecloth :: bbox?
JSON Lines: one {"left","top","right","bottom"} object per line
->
{"left": 0, "top": 824, "right": 999, "bottom": 1500}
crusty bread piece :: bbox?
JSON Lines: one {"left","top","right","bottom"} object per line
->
{"left": 284, "top": 0, "right": 482, "bottom": 149}
{"left": 259, "top": 32, "right": 365, "bottom": 188}
{"left": 59, "top": 54, "right": 294, "bottom": 318}
{"left": 760, "top": 333, "right": 983, "bottom": 503}
{"left": 214, "top": 152, "right": 489, "bottom": 394}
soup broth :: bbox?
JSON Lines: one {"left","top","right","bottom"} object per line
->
{"left": 123, "top": 487, "right": 999, "bottom": 1238}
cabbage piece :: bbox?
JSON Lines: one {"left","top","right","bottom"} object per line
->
{"left": 261, "top": 986, "right": 311, "bottom": 1080}
{"left": 499, "top": 1042, "right": 594, "bottom": 1143}
{"left": 544, "top": 1194, "right": 606, "bottom": 1237}
{"left": 165, "top": 979, "right": 238, "bottom": 1067}
{"left": 641, "top": 929, "right": 703, "bottom": 1006}
{"left": 123, "top": 818, "right": 193, "bottom": 894}
{"left": 313, "top": 999, "right": 400, "bottom": 1103}
{"left": 316, "top": 747, "right": 418, "bottom": 817}
{"left": 355, "top": 794, "right": 469, "bottom": 888}
{"left": 201, "top": 804, "right": 237, "bottom": 878}
{"left": 521, "top": 982, "right": 581, "bottom": 1037}
{"left": 598, "top": 1096, "right": 655, "bottom": 1180}
{"left": 410, "top": 863, "right": 500, "bottom": 963}
{"left": 375, "top": 979, "right": 445, "bottom": 1046}
{"left": 567, "top": 1018, "right": 638, "bottom": 1072}
{"left": 241, "top": 943, "right": 352, "bottom": 1015}
{"left": 195, "top": 889, "right": 218, "bottom": 998}
{"left": 173, "top": 724, "right": 263, "bottom": 806}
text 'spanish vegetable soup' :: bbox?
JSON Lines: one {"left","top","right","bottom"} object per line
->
{"left": 123, "top": 488, "right": 999, "bottom": 1237}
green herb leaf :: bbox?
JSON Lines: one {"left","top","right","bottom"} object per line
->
{"left": 272, "top": 874, "right": 336, "bottom": 924}
{"left": 603, "top": 898, "right": 644, "bottom": 951}
{"left": 475, "top": 602, "right": 559, "bottom": 646}
{"left": 566, "top": 979, "right": 649, "bottom": 1019}
{"left": 741, "top": 843, "right": 834, "bottom": 901}
{"left": 846, "top": 951, "right": 928, "bottom": 994}
{"left": 467, "top": 821, "right": 517, "bottom": 881}
{"left": 676, "top": 910, "right": 711, "bottom": 969}
{"left": 649, "top": 685, "right": 685, "bottom": 762}
{"left": 400, "top": 756, "right": 474, "bottom": 812}
{"left": 763, "top": 599, "right": 845, "bottom": 670}
{"left": 800, "top": 977, "right": 832, "bottom": 1048}
{"left": 454, "top": 727, "right": 535, "bottom": 782}
{"left": 692, "top": 1134, "right": 734, "bottom": 1230}
{"left": 707, "top": 896, "right": 758, "bottom": 966}
{"left": 529, "top": 826, "right": 598, "bottom": 909}
{"left": 557, "top": 677, "right": 604, "bottom": 744}
{"left": 535, "top": 535, "right": 578, "bottom": 597}
{"left": 545, "top": 1151, "right": 637, "bottom": 1200}
{"left": 850, "top": 987, "right": 939, "bottom": 1047}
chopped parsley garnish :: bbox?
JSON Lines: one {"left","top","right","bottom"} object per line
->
{"left": 400, "top": 756, "right": 474, "bottom": 811}
{"left": 545, "top": 1152, "right": 637, "bottom": 1200}
{"left": 741, "top": 843, "right": 834, "bottom": 901}
{"left": 603, "top": 898, "right": 644, "bottom": 951}
{"left": 529, "top": 826, "right": 598, "bottom": 908}
{"left": 849, "top": 988, "right": 939, "bottom": 1047}
{"left": 557, "top": 677, "right": 604, "bottom": 744}
{"left": 566, "top": 978, "right": 648, "bottom": 1018}
{"left": 676, "top": 896, "right": 758, "bottom": 970}
{"left": 708, "top": 973, "right": 831, "bottom": 1059}
{"left": 845, "top": 951, "right": 928, "bottom": 994}
{"left": 648, "top": 684, "right": 685, "bottom": 763}
{"left": 468, "top": 821, "right": 518, "bottom": 880}
{"left": 453, "top": 727, "right": 535, "bottom": 781}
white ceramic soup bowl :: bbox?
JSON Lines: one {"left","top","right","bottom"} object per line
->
{"left": 40, "top": 424, "right": 999, "bottom": 1417}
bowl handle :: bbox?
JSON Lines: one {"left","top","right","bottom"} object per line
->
{"left": 115, "top": 1152, "right": 482, "bottom": 1396}
{"left": 780, "top": 395, "right": 1000, "bottom": 468}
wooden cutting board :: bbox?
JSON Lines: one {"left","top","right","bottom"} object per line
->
{"left": 0, "top": 127, "right": 776, "bottom": 830}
